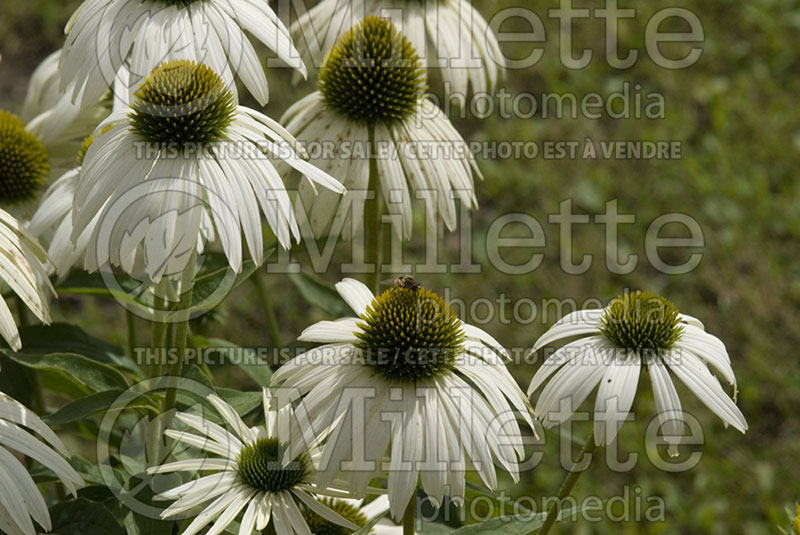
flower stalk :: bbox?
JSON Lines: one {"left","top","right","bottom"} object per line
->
{"left": 365, "top": 123, "right": 383, "bottom": 293}
{"left": 252, "top": 270, "right": 283, "bottom": 352}
{"left": 162, "top": 256, "right": 196, "bottom": 418}
{"left": 403, "top": 495, "right": 416, "bottom": 535}
{"left": 536, "top": 435, "right": 597, "bottom": 535}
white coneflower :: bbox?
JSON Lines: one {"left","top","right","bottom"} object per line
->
{"left": 283, "top": 16, "right": 480, "bottom": 241}
{"left": 301, "top": 495, "right": 405, "bottom": 534}
{"left": 148, "top": 390, "right": 363, "bottom": 535}
{"left": 0, "top": 392, "right": 84, "bottom": 535}
{"left": 291, "top": 0, "right": 505, "bottom": 95}
{"left": 272, "top": 277, "right": 532, "bottom": 520}
{"left": 28, "top": 131, "right": 104, "bottom": 277}
{"left": 72, "top": 59, "right": 344, "bottom": 281}
{"left": 59, "top": 0, "right": 304, "bottom": 108}
{"left": 0, "top": 110, "right": 55, "bottom": 349}
{"left": 22, "top": 50, "right": 113, "bottom": 176}
{"left": 528, "top": 290, "right": 748, "bottom": 451}
{"left": 0, "top": 110, "right": 50, "bottom": 208}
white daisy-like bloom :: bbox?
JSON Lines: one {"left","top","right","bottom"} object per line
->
{"left": 527, "top": 290, "right": 748, "bottom": 453}
{"left": 22, "top": 51, "right": 112, "bottom": 175}
{"left": 299, "top": 495, "right": 407, "bottom": 534}
{"left": 59, "top": 0, "right": 305, "bottom": 109}
{"left": 28, "top": 166, "right": 83, "bottom": 277}
{"left": 291, "top": 0, "right": 505, "bottom": 95}
{"left": 0, "top": 110, "right": 56, "bottom": 349}
{"left": 28, "top": 129, "right": 111, "bottom": 277}
{"left": 0, "top": 391, "right": 84, "bottom": 535}
{"left": 283, "top": 16, "right": 480, "bottom": 241}
{"left": 72, "top": 59, "right": 344, "bottom": 281}
{"left": 147, "top": 389, "right": 366, "bottom": 535}
{"left": 272, "top": 277, "right": 533, "bottom": 520}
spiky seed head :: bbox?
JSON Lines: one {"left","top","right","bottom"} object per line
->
{"left": 130, "top": 60, "right": 236, "bottom": 149}
{"left": 237, "top": 437, "right": 311, "bottom": 493}
{"left": 0, "top": 110, "right": 49, "bottom": 204}
{"left": 356, "top": 284, "right": 465, "bottom": 383}
{"left": 600, "top": 291, "right": 683, "bottom": 354}
{"left": 318, "top": 16, "right": 426, "bottom": 126}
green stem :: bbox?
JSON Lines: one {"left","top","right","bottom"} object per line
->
{"left": 187, "top": 329, "right": 213, "bottom": 380}
{"left": 365, "top": 123, "right": 383, "bottom": 293}
{"left": 536, "top": 435, "right": 597, "bottom": 535}
{"left": 151, "top": 257, "right": 195, "bottom": 466}
{"left": 403, "top": 495, "right": 416, "bottom": 535}
{"left": 149, "top": 286, "right": 169, "bottom": 379}
{"left": 252, "top": 270, "right": 282, "bottom": 349}
{"left": 126, "top": 309, "right": 137, "bottom": 358}
{"left": 161, "top": 264, "right": 195, "bottom": 419}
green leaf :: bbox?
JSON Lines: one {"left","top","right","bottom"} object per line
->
{"left": 56, "top": 270, "right": 154, "bottom": 317}
{"left": 68, "top": 456, "right": 130, "bottom": 488}
{"left": 38, "top": 368, "right": 93, "bottom": 399}
{"left": 352, "top": 511, "right": 388, "bottom": 535}
{"left": 419, "top": 521, "right": 456, "bottom": 533}
{"left": 122, "top": 477, "right": 176, "bottom": 535}
{"left": 3, "top": 351, "right": 128, "bottom": 392}
{"left": 217, "top": 387, "right": 263, "bottom": 417}
{"left": 289, "top": 271, "right": 352, "bottom": 317}
{"left": 173, "top": 364, "right": 217, "bottom": 415}
{"left": 44, "top": 390, "right": 158, "bottom": 425}
{"left": 448, "top": 514, "right": 547, "bottom": 534}
{"left": 448, "top": 507, "right": 583, "bottom": 534}
{"left": 77, "top": 485, "right": 116, "bottom": 503}
{"left": 14, "top": 323, "right": 124, "bottom": 364}
{"left": 173, "top": 248, "right": 275, "bottom": 321}
{"left": 194, "top": 336, "right": 272, "bottom": 387}
{"left": 46, "top": 497, "right": 124, "bottom": 535}
{"left": 0, "top": 353, "right": 36, "bottom": 405}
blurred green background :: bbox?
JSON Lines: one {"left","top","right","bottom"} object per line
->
{"left": 1, "top": 0, "right": 799, "bottom": 533}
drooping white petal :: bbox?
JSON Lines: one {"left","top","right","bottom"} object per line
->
{"left": 593, "top": 355, "right": 641, "bottom": 445}
{"left": 534, "top": 341, "right": 610, "bottom": 426}
{"left": 531, "top": 309, "right": 605, "bottom": 354}
{"left": 335, "top": 278, "right": 375, "bottom": 316}
{"left": 648, "top": 357, "right": 685, "bottom": 457}
{"left": 665, "top": 350, "right": 748, "bottom": 433}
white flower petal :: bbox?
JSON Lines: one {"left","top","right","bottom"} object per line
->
{"left": 335, "top": 278, "right": 375, "bottom": 316}
{"left": 665, "top": 351, "right": 747, "bottom": 433}
{"left": 593, "top": 355, "right": 641, "bottom": 445}
{"left": 648, "top": 357, "right": 684, "bottom": 456}
{"left": 298, "top": 318, "right": 361, "bottom": 343}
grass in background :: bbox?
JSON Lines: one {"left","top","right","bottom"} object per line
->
{"left": 1, "top": 0, "right": 799, "bottom": 533}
